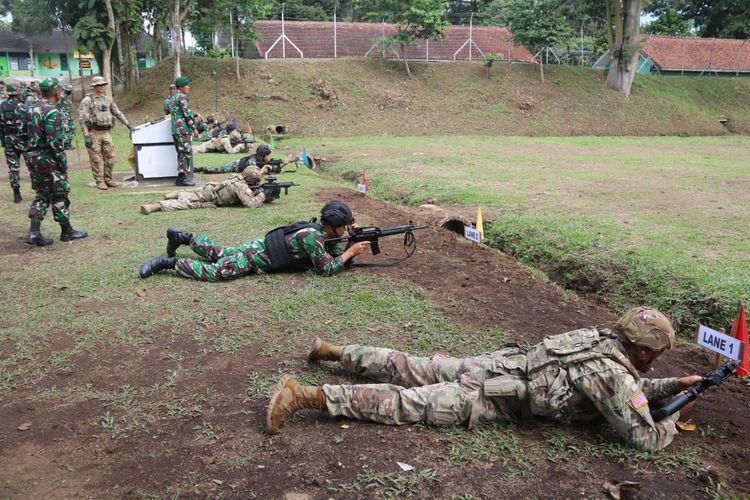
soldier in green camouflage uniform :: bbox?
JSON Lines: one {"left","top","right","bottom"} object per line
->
{"left": 0, "top": 83, "right": 26, "bottom": 203}
{"left": 169, "top": 76, "right": 203, "bottom": 186}
{"left": 23, "top": 78, "right": 87, "bottom": 246}
{"left": 58, "top": 83, "right": 76, "bottom": 150}
{"left": 163, "top": 83, "right": 176, "bottom": 115}
{"left": 139, "top": 165, "right": 266, "bottom": 214}
{"left": 24, "top": 80, "right": 40, "bottom": 106}
{"left": 138, "top": 200, "right": 368, "bottom": 282}
{"left": 195, "top": 144, "right": 277, "bottom": 174}
{"left": 267, "top": 308, "right": 704, "bottom": 451}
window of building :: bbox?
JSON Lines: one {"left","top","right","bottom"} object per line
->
{"left": 8, "top": 53, "right": 30, "bottom": 71}
{"left": 59, "top": 53, "right": 68, "bottom": 71}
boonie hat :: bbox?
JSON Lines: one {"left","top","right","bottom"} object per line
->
{"left": 91, "top": 76, "right": 108, "bottom": 86}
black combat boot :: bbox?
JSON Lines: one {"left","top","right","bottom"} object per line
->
{"left": 12, "top": 187, "right": 22, "bottom": 203}
{"left": 59, "top": 221, "right": 88, "bottom": 242}
{"left": 139, "top": 256, "right": 177, "bottom": 278}
{"left": 24, "top": 218, "right": 53, "bottom": 246}
{"left": 166, "top": 228, "right": 193, "bottom": 257}
{"left": 175, "top": 173, "right": 196, "bottom": 187}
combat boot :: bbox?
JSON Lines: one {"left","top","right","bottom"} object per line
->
{"left": 166, "top": 228, "right": 193, "bottom": 257}
{"left": 140, "top": 203, "right": 162, "bottom": 215}
{"left": 139, "top": 256, "right": 177, "bottom": 278}
{"left": 24, "top": 218, "right": 53, "bottom": 246}
{"left": 266, "top": 375, "right": 325, "bottom": 434}
{"left": 164, "top": 191, "right": 179, "bottom": 200}
{"left": 105, "top": 180, "right": 121, "bottom": 188}
{"left": 96, "top": 181, "right": 108, "bottom": 190}
{"left": 12, "top": 187, "right": 22, "bottom": 203}
{"left": 175, "top": 174, "right": 196, "bottom": 187}
{"left": 308, "top": 337, "right": 343, "bottom": 363}
{"left": 60, "top": 222, "right": 88, "bottom": 242}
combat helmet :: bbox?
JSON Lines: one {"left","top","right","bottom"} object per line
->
{"left": 320, "top": 200, "right": 353, "bottom": 227}
{"left": 241, "top": 165, "right": 263, "bottom": 184}
{"left": 616, "top": 307, "right": 675, "bottom": 352}
{"left": 256, "top": 144, "right": 272, "bottom": 157}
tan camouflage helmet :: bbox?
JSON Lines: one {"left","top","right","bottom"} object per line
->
{"left": 241, "top": 165, "right": 263, "bottom": 184}
{"left": 616, "top": 307, "right": 675, "bottom": 352}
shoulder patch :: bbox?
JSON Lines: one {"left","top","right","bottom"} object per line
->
{"left": 629, "top": 390, "right": 648, "bottom": 410}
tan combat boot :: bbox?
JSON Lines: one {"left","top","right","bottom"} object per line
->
{"left": 105, "top": 180, "right": 121, "bottom": 188}
{"left": 96, "top": 181, "right": 108, "bottom": 190}
{"left": 164, "top": 191, "right": 179, "bottom": 200}
{"left": 266, "top": 375, "right": 325, "bottom": 434}
{"left": 140, "top": 203, "right": 162, "bottom": 215}
{"left": 307, "top": 337, "right": 343, "bottom": 363}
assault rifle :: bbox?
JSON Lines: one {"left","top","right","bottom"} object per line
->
{"left": 651, "top": 360, "right": 738, "bottom": 422}
{"left": 261, "top": 157, "right": 299, "bottom": 174}
{"left": 326, "top": 222, "right": 428, "bottom": 259}
{"left": 248, "top": 175, "right": 299, "bottom": 202}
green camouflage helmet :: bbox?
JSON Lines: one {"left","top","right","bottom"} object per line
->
{"left": 616, "top": 307, "right": 675, "bottom": 352}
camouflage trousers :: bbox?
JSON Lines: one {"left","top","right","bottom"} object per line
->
{"left": 172, "top": 133, "right": 193, "bottom": 175}
{"left": 86, "top": 129, "right": 116, "bottom": 183}
{"left": 200, "top": 161, "right": 241, "bottom": 175}
{"left": 158, "top": 190, "right": 217, "bottom": 212}
{"left": 193, "top": 137, "right": 242, "bottom": 154}
{"left": 4, "top": 146, "right": 23, "bottom": 189}
{"left": 322, "top": 346, "right": 525, "bottom": 428}
{"left": 175, "top": 234, "right": 260, "bottom": 282}
{"left": 27, "top": 152, "right": 71, "bottom": 223}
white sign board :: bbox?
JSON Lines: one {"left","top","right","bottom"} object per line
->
{"left": 697, "top": 324, "right": 743, "bottom": 361}
{"left": 357, "top": 184, "right": 367, "bottom": 193}
{"left": 464, "top": 226, "right": 481, "bottom": 243}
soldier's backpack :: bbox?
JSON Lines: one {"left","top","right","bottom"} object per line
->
{"left": 264, "top": 220, "right": 323, "bottom": 272}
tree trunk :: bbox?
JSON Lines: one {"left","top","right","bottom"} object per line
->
{"left": 115, "top": 22, "right": 126, "bottom": 87}
{"left": 172, "top": 0, "right": 182, "bottom": 78}
{"left": 540, "top": 58, "right": 545, "bottom": 84}
{"left": 153, "top": 18, "right": 162, "bottom": 61}
{"left": 103, "top": 0, "right": 116, "bottom": 94}
{"left": 401, "top": 45, "right": 411, "bottom": 78}
{"left": 28, "top": 46, "right": 34, "bottom": 77}
{"left": 606, "top": 0, "right": 641, "bottom": 97}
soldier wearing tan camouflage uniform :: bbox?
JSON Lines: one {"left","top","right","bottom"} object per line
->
{"left": 193, "top": 129, "right": 247, "bottom": 154}
{"left": 267, "top": 308, "right": 703, "bottom": 451}
{"left": 139, "top": 165, "right": 266, "bottom": 214}
{"left": 79, "top": 76, "right": 132, "bottom": 190}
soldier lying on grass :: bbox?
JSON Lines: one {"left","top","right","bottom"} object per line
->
{"left": 267, "top": 307, "right": 703, "bottom": 451}
{"left": 139, "top": 200, "right": 368, "bottom": 281}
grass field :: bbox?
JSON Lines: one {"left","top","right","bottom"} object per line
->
{"left": 1, "top": 128, "right": 749, "bottom": 497}
{"left": 298, "top": 134, "right": 750, "bottom": 332}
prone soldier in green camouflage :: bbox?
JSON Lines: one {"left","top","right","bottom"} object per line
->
{"left": 24, "top": 78, "right": 87, "bottom": 246}
{"left": 267, "top": 307, "right": 704, "bottom": 451}
{"left": 0, "top": 83, "right": 26, "bottom": 203}
{"left": 139, "top": 165, "right": 267, "bottom": 214}
{"left": 195, "top": 144, "right": 280, "bottom": 174}
{"left": 138, "top": 200, "right": 369, "bottom": 282}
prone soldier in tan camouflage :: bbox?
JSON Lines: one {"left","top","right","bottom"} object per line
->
{"left": 79, "top": 76, "right": 132, "bottom": 190}
{"left": 267, "top": 307, "right": 703, "bottom": 451}
{"left": 139, "top": 165, "right": 266, "bottom": 214}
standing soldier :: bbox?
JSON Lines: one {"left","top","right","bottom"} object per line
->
{"left": 24, "top": 78, "right": 87, "bottom": 246}
{"left": 170, "top": 76, "right": 203, "bottom": 186}
{"left": 79, "top": 75, "right": 133, "bottom": 190}
{"left": 0, "top": 83, "right": 25, "bottom": 203}
{"left": 163, "top": 83, "right": 176, "bottom": 116}
{"left": 59, "top": 83, "right": 76, "bottom": 150}
{"left": 24, "top": 80, "right": 40, "bottom": 107}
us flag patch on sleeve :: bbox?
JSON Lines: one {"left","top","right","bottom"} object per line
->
{"left": 629, "top": 391, "right": 648, "bottom": 410}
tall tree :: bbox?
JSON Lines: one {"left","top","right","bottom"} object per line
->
{"left": 167, "top": 0, "right": 195, "bottom": 78}
{"left": 604, "top": 0, "right": 641, "bottom": 96}
{"left": 643, "top": 6, "right": 692, "bottom": 36}
{"left": 366, "top": 0, "right": 450, "bottom": 78}
{"left": 504, "top": 0, "right": 573, "bottom": 84}
{"left": 648, "top": 0, "right": 750, "bottom": 39}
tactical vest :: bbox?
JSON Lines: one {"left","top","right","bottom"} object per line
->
{"left": 87, "top": 95, "right": 113, "bottom": 129}
{"left": 264, "top": 221, "right": 323, "bottom": 272}
{"left": 0, "top": 98, "right": 20, "bottom": 144}
{"left": 486, "top": 328, "right": 639, "bottom": 419}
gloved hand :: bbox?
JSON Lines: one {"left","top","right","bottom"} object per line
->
{"left": 84, "top": 135, "right": 93, "bottom": 148}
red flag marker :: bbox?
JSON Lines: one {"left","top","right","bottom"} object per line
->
{"left": 731, "top": 302, "right": 749, "bottom": 377}
{"left": 362, "top": 170, "right": 369, "bottom": 192}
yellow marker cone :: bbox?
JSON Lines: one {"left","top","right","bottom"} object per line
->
{"left": 476, "top": 206, "right": 484, "bottom": 240}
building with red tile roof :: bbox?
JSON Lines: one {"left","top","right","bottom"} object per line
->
{"left": 252, "top": 20, "right": 534, "bottom": 62}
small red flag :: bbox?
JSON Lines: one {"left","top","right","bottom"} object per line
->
{"left": 731, "top": 303, "right": 749, "bottom": 377}
{"left": 362, "top": 170, "right": 369, "bottom": 192}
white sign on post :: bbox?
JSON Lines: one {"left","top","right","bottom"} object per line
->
{"left": 464, "top": 226, "right": 481, "bottom": 243}
{"left": 357, "top": 184, "right": 367, "bottom": 193}
{"left": 696, "top": 324, "right": 743, "bottom": 361}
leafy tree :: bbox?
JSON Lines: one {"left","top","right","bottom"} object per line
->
{"left": 656, "top": 0, "right": 750, "bottom": 39}
{"left": 603, "top": 0, "right": 641, "bottom": 96}
{"left": 366, "top": 0, "right": 449, "bottom": 77}
{"left": 503, "top": 0, "right": 573, "bottom": 83}
{"left": 643, "top": 5, "right": 692, "bottom": 36}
